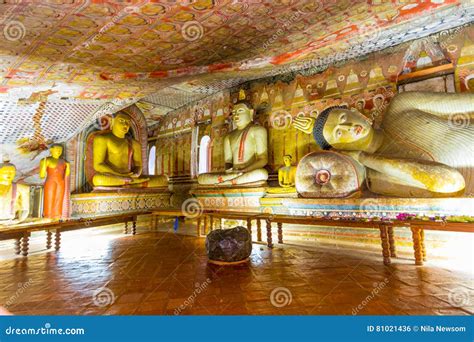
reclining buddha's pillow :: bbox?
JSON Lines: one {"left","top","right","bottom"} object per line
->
{"left": 295, "top": 151, "right": 366, "bottom": 198}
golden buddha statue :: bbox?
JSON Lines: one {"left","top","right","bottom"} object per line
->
{"left": 92, "top": 113, "right": 168, "bottom": 188}
{"left": 39, "top": 144, "right": 70, "bottom": 219}
{"left": 278, "top": 155, "right": 297, "bottom": 188}
{"left": 293, "top": 92, "right": 473, "bottom": 197}
{"left": 197, "top": 100, "right": 268, "bottom": 186}
{"left": 0, "top": 159, "right": 30, "bottom": 225}
{"left": 267, "top": 154, "right": 297, "bottom": 195}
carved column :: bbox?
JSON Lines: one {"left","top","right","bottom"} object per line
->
{"left": 209, "top": 216, "right": 214, "bottom": 231}
{"left": 246, "top": 218, "right": 252, "bottom": 239}
{"left": 420, "top": 228, "right": 427, "bottom": 261}
{"left": 14, "top": 238, "right": 21, "bottom": 255}
{"left": 256, "top": 219, "right": 262, "bottom": 242}
{"left": 132, "top": 220, "right": 137, "bottom": 235}
{"left": 203, "top": 216, "right": 208, "bottom": 235}
{"left": 387, "top": 226, "right": 397, "bottom": 258}
{"left": 21, "top": 232, "right": 30, "bottom": 257}
{"left": 410, "top": 227, "right": 423, "bottom": 266}
{"left": 196, "top": 217, "right": 201, "bottom": 237}
{"left": 46, "top": 231, "right": 52, "bottom": 249}
{"left": 55, "top": 230, "right": 61, "bottom": 251}
{"left": 266, "top": 219, "right": 273, "bottom": 248}
{"left": 277, "top": 222, "right": 283, "bottom": 244}
{"left": 124, "top": 221, "right": 129, "bottom": 234}
{"left": 379, "top": 225, "right": 391, "bottom": 265}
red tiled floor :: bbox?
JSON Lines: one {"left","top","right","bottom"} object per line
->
{"left": 0, "top": 226, "right": 472, "bottom": 316}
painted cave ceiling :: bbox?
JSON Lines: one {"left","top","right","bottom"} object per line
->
{"left": 0, "top": 0, "right": 473, "bottom": 146}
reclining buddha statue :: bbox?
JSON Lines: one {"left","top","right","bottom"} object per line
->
{"left": 92, "top": 112, "right": 168, "bottom": 188}
{"left": 293, "top": 92, "right": 473, "bottom": 198}
{"left": 197, "top": 100, "right": 268, "bottom": 186}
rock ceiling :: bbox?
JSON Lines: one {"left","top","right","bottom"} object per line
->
{"left": 0, "top": 0, "right": 473, "bottom": 145}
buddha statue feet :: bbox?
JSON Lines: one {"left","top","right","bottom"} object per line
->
{"left": 197, "top": 168, "right": 268, "bottom": 186}
{"left": 93, "top": 173, "right": 168, "bottom": 188}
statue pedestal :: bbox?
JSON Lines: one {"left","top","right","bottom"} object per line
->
{"left": 265, "top": 187, "right": 299, "bottom": 198}
{"left": 190, "top": 186, "right": 267, "bottom": 213}
{"left": 260, "top": 196, "right": 474, "bottom": 219}
{"left": 71, "top": 191, "right": 171, "bottom": 218}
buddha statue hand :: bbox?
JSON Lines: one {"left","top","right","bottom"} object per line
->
{"left": 225, "top": 168, "right": 243, "bottom": 176}
{"left": 293, "top": 116, "right": 316, "bottom": 135}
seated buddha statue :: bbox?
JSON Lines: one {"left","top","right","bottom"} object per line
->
{"left": 267, "top": 155, "right": 297, "bottom": 194}
{"left": 293, "top": 92, "right": 473, "bottom": 197}
{"left": 92, "top": 113, "right": 168, "bottom": 188}
{"left": 197, "top": 100, "right": 268, "bottom": 186}
{"left": 0, "top": 159, "right": 30, "bottom": 225}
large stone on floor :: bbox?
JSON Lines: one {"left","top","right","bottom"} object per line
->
{"left": 206, "top": 226, "right": 252, "bottom": 264}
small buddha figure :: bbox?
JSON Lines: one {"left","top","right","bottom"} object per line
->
{"left": 267, "top": 154, "right": 297, "bottom": 195}
{"left": 92, "top": 113, "right": 168, "bottom": 188}
{"left": 293, "top": 92, "right": 473, "bottom": 197}
{"left": 278, "top": 155, "right": 297, "bottom": 188}
{"left": 39, "top": 144, "right": 70, "bottom": 219}
{"left": 0, "top": 159, "right": 30, "bottom": 225}
{"left": 197, "top": 100, "right": 268, "bottom": 186}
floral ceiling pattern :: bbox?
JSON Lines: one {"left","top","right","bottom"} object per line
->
{"left": 0, "top": 0, "right": 472, "bottom": 144}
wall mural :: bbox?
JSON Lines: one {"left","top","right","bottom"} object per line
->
{"left": 0, "top": 8, "right": 472, "bottom": 187}
{"left": 0, "top": 1, "right": 472, "bottom": 149}
{"left": 151, "top": 28, "right": 474, "bottom": 198}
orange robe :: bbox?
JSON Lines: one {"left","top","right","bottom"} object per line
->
{"left": 43, "top": 160, "right": 67, "bottom": 219}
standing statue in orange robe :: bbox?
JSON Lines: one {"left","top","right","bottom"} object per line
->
{"left": 40, "top": 144, "right": 70, "bottom": 219}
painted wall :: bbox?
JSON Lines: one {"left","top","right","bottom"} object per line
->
{"left": 151, "top": 26, "right": 474, "bottom": 186}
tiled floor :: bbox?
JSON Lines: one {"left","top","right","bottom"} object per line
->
{"left": 0, "top": 222, "right": 472, "bottom": 316}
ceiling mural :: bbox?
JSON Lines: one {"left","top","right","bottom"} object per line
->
{"left": 0, "top": 0, "right": 472, "bottom": 145}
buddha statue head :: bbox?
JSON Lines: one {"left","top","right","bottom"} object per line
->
{"left": 294, "top": 106, "right": 382, "bottom": 153}
{"left": 49, "top": 144, "right": 63, "bottom": 159}
{"left": 111, "top": 112, "right": 132, "bottom": 138}
{"left": 315, "top": 106, "right": 379, "bottom": 152}
{"left": 231, "top": 101, "right": 254, "bottom": 130}
{"left": 0, "top": 160, "right": 16, "bottom": 186}
{"left": 283, "top": 155, "right": 292, "bottom": 167}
